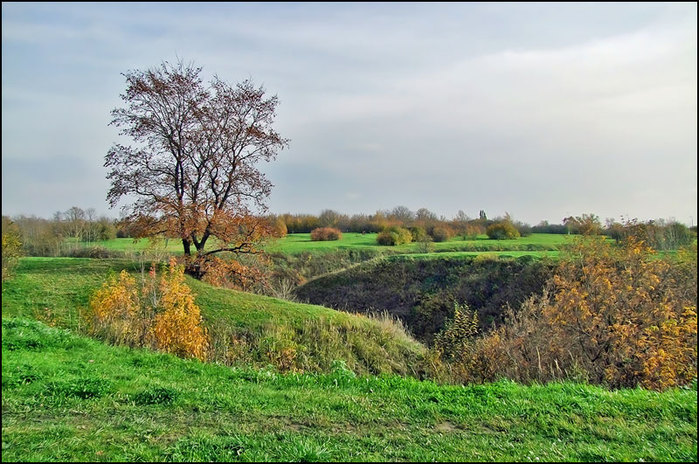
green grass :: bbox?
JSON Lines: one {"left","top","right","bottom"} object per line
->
{"left": 265, "top": 233, "right": 572, "bottom": 257}
{"left": 1, "top": 257, "right": 425, "bottom": 376}
{"left": 263, "top": 232, "right": 382, "bottom": 253}
{"left": 68, "top": 237, "right": 194, "bottom": 254}
{"left": 66, "top": 233, "right": 572, "bottom": 260}
{"left": 2, "top": 317, "right": 696, "bottom": 462}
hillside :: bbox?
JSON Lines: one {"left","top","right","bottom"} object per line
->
{"left": 3, "top": 317, "right": 696, "bottom": 462}
{"left": 1, "top": 258, "right": 425, "bottom": 376}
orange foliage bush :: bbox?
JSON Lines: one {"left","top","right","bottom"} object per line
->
{"left": 88, "top": 258, "right": 209, "bottom": 360}
{"left": 538, "top": 236, "right": 697, "bottom": 389}
{"left": 310, "top": 227, "right": 342, "bottom": 241}
{"left": 151, "top": 259, "right": 209, "bottom": 360}
{"left": 433, "top": 235, "right": 697, "bottom": 390}
{"left": 200, "top": 255, "right": 268, "bottom": 292}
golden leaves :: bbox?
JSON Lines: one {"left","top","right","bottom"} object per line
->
{"left": 88, "top": 258, "right": 209, "bottom": 361}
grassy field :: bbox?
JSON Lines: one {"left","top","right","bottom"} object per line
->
{"left": 266, "top": 232, "right": 570, "bottom": 256}
{"left": 68, "top": 233, "right": 572, "bottom": 261}
{"left": 3, "top": 317, "right": 697, "bottom": 462}
{"left": 70, "top": 237, "right": 188, "bottom": 254}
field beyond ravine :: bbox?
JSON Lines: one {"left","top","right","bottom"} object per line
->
{"left": 72, "top": 232, "right": 569, "bottom": 258}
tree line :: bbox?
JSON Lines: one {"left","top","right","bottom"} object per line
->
{"left": 2, "top": 206, "right": 695, "bottom": 259}
{"left": 269, "top": 208, "right": 696, "bottom": 248}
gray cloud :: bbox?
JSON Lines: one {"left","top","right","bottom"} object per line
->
{"left": 2, "top": 2, "right": 696, "bottom": 225}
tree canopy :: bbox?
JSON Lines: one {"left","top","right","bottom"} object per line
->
{"left": 105, "top": 60, "right": 289, "bottom": 260}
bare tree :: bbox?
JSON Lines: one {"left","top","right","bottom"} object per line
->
{"left": 105, "top": 60, "right": 289, "bottom": 264}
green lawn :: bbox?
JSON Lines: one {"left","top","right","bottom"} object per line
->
{"left": 2, "top": 317, "right": 696, "bottom": 462}
{"left": 69, "top": 233, "right": 574, "bottom": 259}
{"left": 72, "top": 237, "right": 188, "bottom": 254}
{"left": 265, "top": 233, "right": 572, "bottom": 256}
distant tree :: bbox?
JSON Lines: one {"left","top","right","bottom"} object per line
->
{"left": 13, "top": 215, "right": 63, "bottom": 256}
{"left": 390, "top": 206, "right": 415, "bottom": 224}
{"left": 563, "top": 214, "right": 602, "bottom": 235}
{"left": 416, "top": 208, "right": 438, "bottom": 223}
{"left": 451, "top": 210, "right": 470, "bottom": 236}
{"left": 605, "top": 218, "right": 625, "bottom": 243}
{"left": 463, "top": 224, "right": 483, "bottom": 240}
{"left": 95, "top": 217, "right": 118, "bottom": 241}
{"left": 64, "top": 206, "right": 86, "bottom": 240}
{"left": 105, "top": 60, "right": 289, "bottom": 271}
{"left": 318, "top": 209, "right": 343, "bottom": 228}
{"left": 532, "top": 220, "right": 568, "bottom": 234}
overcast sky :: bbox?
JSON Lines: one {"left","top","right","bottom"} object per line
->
{"left": 2, "top": 2, "right": 697, "bottom": 225}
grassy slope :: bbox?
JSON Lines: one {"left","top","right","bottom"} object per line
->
{"left": 3, "top": 318, "right": 697, "bottom": 462}
{"left": 1, "top": 257, "right": 425, "bottom": 376}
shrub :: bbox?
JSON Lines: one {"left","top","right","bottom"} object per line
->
{"left": 486, "top": 221, "right": 520, "bottom": 240}
{"left": 63, "top": 246, "right": 124, "bottom": 259}
{"left": 463, "top": 224, "right": 484, "bottom": 240}
{"left": 430, "top": 225, "right": 455, "bottom": 243}
{"left": 2, "top": 217, "right": 22, "bottom": 281}
{"left": 408, "top": 226, "right": 429, "bottom": 243}
{"left": 445, "top": 236, "right": 698, "bottom": 391}
{"left": 88, "top": 257, "right": 209, "bottom": 361}
{"left": 376, "top": 227, "right": 412, "bottom": 246}
{"left": 433, "top": 304, "right": 479, "bottom": 362}
{"left": 310, "top": 227, "right": 342, "bottom": 241}
{"left": 151, "top": 259, "right": 210, "bottom": 360}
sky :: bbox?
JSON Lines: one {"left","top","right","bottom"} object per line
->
{"left": 2, "top": 2, "right": 697, "bottom": 226}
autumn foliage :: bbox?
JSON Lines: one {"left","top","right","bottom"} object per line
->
{"left": 2, "top": 217, "right": 22, "bottom": 281}
{"left": 88, "top": 258, "right": 209, "bottom": 360}
{"left": 432, "top": 234, "right": 697, "bottom": 391}
{"left": 105, "top": 60, "right": 289, "bottom": 263}
{"left": 310, "top": 227, "right": 342, "bottom": 241}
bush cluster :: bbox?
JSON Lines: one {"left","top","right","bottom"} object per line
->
{"left": 429, "top": 235, "right": 697, "bottom": 391}
{"left": 430, "top": 225, "right": 455, "bottom": 242}
{"left": 486, "top": 221, "right": 520, "bottom": 240}
{"left": 376, "top": 227, "right": 412, "bottom": 246}
{"left": 310, "top": 227, "right": 342, "bottom": 241}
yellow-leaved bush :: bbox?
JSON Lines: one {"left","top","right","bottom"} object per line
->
{"left": 88, "top": 257, "right": 209, "bottom": 361}
{"left": 430, "top": 235, "right": 697, "bottom": 391}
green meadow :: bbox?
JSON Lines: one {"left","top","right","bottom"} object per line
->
{"left": 260, "top": 232, "right": 568, "bottom": 256}
{"left": 72, "top": 232, "right": 571, "bottom": 258}
{"left": 3, "top": 317, "right": 696, "bottom": 462}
